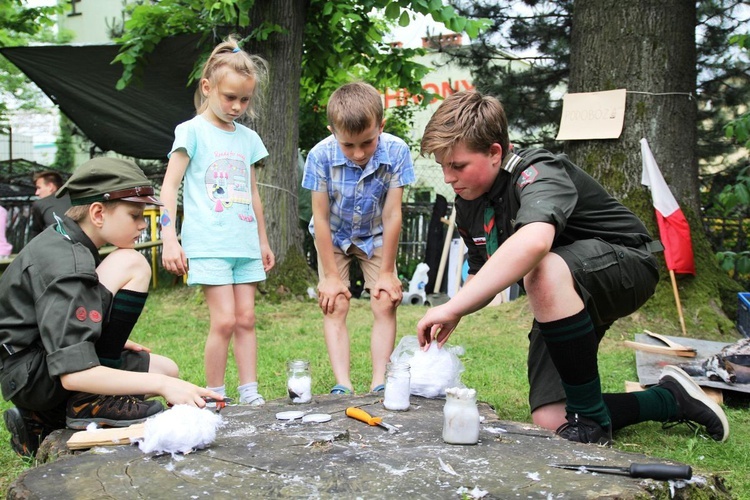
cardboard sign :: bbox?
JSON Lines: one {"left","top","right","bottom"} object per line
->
{"left": 556, "top": 89, "right": 627, "bottom": 140}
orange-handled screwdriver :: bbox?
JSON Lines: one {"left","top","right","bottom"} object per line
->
{"left": 346, "top": 407, "right": 399, "bottom": 433}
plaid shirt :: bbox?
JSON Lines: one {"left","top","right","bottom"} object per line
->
{"left": 302, "top": 132, "right": 415, "bottom": 258}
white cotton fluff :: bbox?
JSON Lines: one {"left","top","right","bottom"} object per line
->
{"left": 408, "top": 342, "right": 464, "bottom": 398}
{"left": 136, "top": 404, "right": 224, "bottom": 456}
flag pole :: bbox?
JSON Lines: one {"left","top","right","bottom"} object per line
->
{"left": 669, "top": 269, "right": 688, "bottom": 336}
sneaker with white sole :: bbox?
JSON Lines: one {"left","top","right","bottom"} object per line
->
{"left": 240, "top": 394, "right": 265, "bottom": 406}
{"left": 658, "top": 365, "right": 729, "bottom": 442}
{"left": 66, "top": 392, "right": 164, "bottom": 430}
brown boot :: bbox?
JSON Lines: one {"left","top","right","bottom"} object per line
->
{"left": 3, "top": 407, "right": 63, "bottom": 457}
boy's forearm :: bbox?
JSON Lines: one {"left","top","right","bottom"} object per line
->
{"left": 310, "top": 191, "right": 339, "bottom": 278}
{"left": 378, "top": 187, "right": 404, "bottom": 274}
{"left": 61, "top": 366, "right": 166, "bottom": 396}
{"left": 313, "top": 223, "right": 339, "bottom": 278}
{"left": 378, "top": 211, "right": 402, "bottom": 274}
{"left": 445, "top": 222, "right": 553, "bottom": 317}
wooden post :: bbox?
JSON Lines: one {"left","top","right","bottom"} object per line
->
{"left": 433, "top": 207, "right": 457, "bottom": 293}
{"left": 670, "top": 269, "right": 688, "bottom": 336}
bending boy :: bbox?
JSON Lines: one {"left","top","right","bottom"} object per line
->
{"left": 302, "top": 82, "right": 415, "bottom": 394}
{"left": 416, "top": 90, "right": 728, "bottom": 444}
{"left": 1, "top": 158, "right": 221, "bottom": 457}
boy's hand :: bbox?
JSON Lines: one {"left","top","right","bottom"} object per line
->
{"left": 162, "top": 239, "right": 188, "bottom": 276}
{"left": 416, "top": 304, "right": 462, "bottom": 350}
{"left": 162, "top": 378, "right": 224, "bottom": 408}
{"left": 371, "top": 273, "right": 403, "bottom": 305}
{"left": 261, "top": 244, "right": 275, "bottom": 272}
{"left": 123, "top": 340, "right": 151, "bottom": 353}
{"left": 317, "top": 276, "right": 351, "bottom": 314}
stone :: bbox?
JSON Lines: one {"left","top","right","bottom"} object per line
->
{"left": 8, "top": 394, "right": 729, "bottom": 499}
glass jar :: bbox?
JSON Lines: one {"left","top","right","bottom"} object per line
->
{"left": 383, "top": 362, "right": 411, "bottom": 411}
{"left": 442, "top": 387, "right": 480, "bottom": 444}
{"left": 287, "top": 360, "right": 312, "bottom": 403}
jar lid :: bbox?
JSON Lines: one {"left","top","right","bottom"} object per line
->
{"left": 275, "top": 411, "right": 305, "bottom": 420}
{"left": 302, "top": 413, "right": 332, "bottom": 423}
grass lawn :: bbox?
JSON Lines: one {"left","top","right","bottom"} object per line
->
{"left": 2, "top": 286, "right": 749, "bottom": 497}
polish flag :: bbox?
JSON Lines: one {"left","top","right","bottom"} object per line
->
{"left": 640, "top": 138, "right": 696, "bottom": 275}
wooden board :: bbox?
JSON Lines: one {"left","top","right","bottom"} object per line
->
{"left": 66, "top": 423, "right": 145, "bottom": 450}
{"left": 632, "top": 334, "right": 750, "bottom": 394}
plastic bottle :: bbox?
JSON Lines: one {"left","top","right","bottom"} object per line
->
{"left": 442, "top": 387, "right": 480, "bottom": 444}
{"left": 383, "top": 362, "right": 411, "bottom": 411}
{"left": 287, "top": 360, "right": 312, "bottom": 403}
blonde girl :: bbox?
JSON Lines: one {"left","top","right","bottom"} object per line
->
{"left": 160, "top": 35, "right": 274, "bottom": 405}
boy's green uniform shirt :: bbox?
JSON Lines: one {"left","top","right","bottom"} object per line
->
{"left": 457, "top": 149, "right": 654, "bottom": 273}
{"left": 0, "top": 218, "right": 112, "bottom": 410}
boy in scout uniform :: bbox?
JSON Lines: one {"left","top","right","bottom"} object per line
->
{"left": 0, "top": 158, "right": 222, "bottom": 457}
{"left": 416, "top": 90, "right": 729, "bottom": 444}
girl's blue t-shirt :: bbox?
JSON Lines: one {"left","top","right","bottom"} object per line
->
{"left": 169, "top": 115, "right": 269, "bottom": 259}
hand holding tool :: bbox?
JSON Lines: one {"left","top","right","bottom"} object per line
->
{"left": 346, "top": 407, "right": 399, "bottom": 433}
{"left": 550, "top": 462, "right": 692, "bottom": 480}
{"left": 202, "top": 397, "right": 232, "bottom": 412}
{"left": 167, "top": 397, "right": 232, "bottom": 412}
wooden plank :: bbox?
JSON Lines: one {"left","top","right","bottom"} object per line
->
{"left": 66, "top": 423, "right": 145, "bottom": 450}
{"left": 623, "top": 340, "right": 697, "bottom": 357}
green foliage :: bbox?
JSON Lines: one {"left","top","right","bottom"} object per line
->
{"left": 0, "top": 1, "right": 62, "bottom": 127}
{"left": 724, "top": 32, "right": 750, "bottom": 150}
{"left": 113, "top": 1, "right": 486, "bottom": 149}
{"left": 0, "top": 1, "right": 58, "bottom": 48}
{"left": 50, "top": 114, "right": 75, "bottom": 172}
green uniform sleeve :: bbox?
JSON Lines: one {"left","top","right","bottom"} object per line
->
{"left": 513, "top": 157, "right": 577, "bottom": 235}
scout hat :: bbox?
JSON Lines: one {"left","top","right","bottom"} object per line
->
{"left": 57, "top": 157, "right": 162, "bottom": 206}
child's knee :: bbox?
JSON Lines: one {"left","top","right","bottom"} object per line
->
{"left": 149, "top": 353, "right": 179, "bottom": 377}
{"left": 370, "top": 293, "right": 398, "bottom": 315}
{"left": 102, "top": 248, "right": 151, "bottom": 282}
{"left": 236, "top": 310, "right": 256, "bottom": 331}
{"left": 211, "top": 316, "right": 237, "bottom": 336}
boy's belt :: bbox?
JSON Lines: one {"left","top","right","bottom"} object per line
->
{"left": 1, "top": 343, "right": 26, "bottom": 360}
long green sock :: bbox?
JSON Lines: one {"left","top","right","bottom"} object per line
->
{"left": 539, "top": 309, "right": 610, "bottom": 427}
{"left": 562, "top": 378, "right": 611, "bottom": 426}
{"left": 633, "top": 385, "right": 678, "bottom": 422}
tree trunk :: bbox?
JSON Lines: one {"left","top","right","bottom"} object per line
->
{"left": 244, "top": 0, "right": 309, "bottom": 267}
{"left": 567, "top": 0, "right": 698, "bottom": 208}
{"left": 566, "top": 0, "right": 741, "bottom": 332}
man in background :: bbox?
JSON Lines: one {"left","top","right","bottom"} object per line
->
{"left": 29, "top": 171, "right": 72, "bottom": 239}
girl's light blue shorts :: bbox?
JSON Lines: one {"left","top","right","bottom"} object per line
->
{"left": 187, "top": 257, "right": 266, "bottom": 286}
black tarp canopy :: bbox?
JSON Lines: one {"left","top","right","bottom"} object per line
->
{"left": 0, "top": 35, "right": 205, "bottom": 160}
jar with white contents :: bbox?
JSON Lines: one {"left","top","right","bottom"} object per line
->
{"left": 287, "top": 360, "right": 312, "bottom": 403}
{"left": 442, "top": 387, "right": 480, "bottom": 444}
{"left": 383, "top": 362, "right": 411, "bottom": 411}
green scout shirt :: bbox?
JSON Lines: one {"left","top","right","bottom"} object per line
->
{"left": 456, "top": 148, "right": 654, "bottom": 275}
{"left": 0, "top": 217, "right": 110, "bottom": 381}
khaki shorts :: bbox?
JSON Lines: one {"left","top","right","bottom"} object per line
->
{"left": 315, "top": 244, "right": 398, "bottom": 291}
{"left": 527, "top": 238, "right": 659, "bottom": 412}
